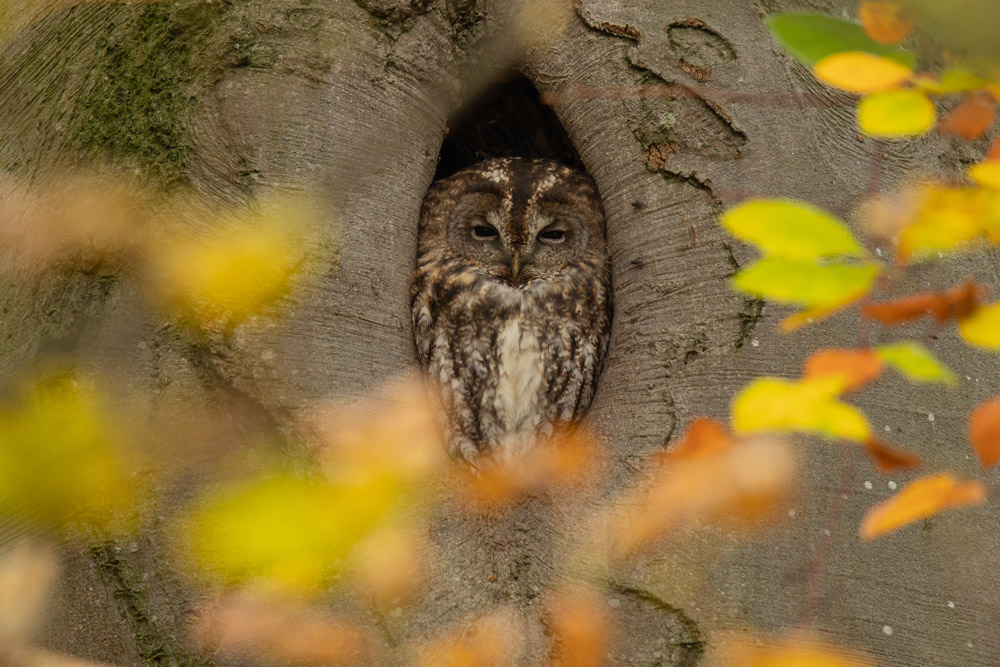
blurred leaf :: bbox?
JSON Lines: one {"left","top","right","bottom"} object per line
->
{"left": 859, "top": 1, "right": 915, "bottom": 44}
{"left": 706, "top": 632, "right": 876, "bottom": 667}
{"left": 914, "top": 66, "right": 988, "bottom": 94}
{"left": 350, "top": 527, "right": 425, "bottom": 604}
{"left": 876, "top": 342, "right": 957, "bottom": 385}
{"left": 182, "top": 380, "right": 445, "bottom": 594}
{"left": 182, "top": 472, "right": 402, "bottom": 593}
{"left": 191, "top": 593, "right": 369, "bottom": 665}
{"left": 802, "top": 348, "right": 884, "bottom": 392}
{"left": 897, "top": 186, "right": 989, "bottom": 261}
{"left": 660, "top": 418, "right": 732, "bottom": 463}
{"left": 614, "top": 438, "right": 798, "bottom": 556}
{"left": 861, "top": 473, "right": 986, "bottom": 539}
{"left": 418, "top": 608, "right": 526, "bottom": 667}
{"left": 862, "top": 281, "right": 986, "bottom": 324}
{"left": 863, "top": 437, "right": 923, "bottom": 473}
{"left": 515, "top": 0, "right": 574, "bottom": 50}
{"left": 780, "top": 301, "right": 856, "bottom": 333}
{"left": 989, "top": 134, "right": 1000, "bottom": 159}
{"left": 721, "top": 199, "right": 864, "bottom": 260}
{"left": 465, "top": 429, "right": 597, "bottom": 507}
{"left": 545, "top": 588, "right": 612, "bottom": 667}
{"left": 814, "top": 52, "right": 911, "bottom": 93}
{"left": 0, "top": 172, "right": 143, "bottom": 276}
{"left": 765, "top": 13, "right": 915, "bottom": 66}
{"left": 0, "top": 374, "right": 140, "bottom": 533}
{"left": 732, "top": 258, "right": 878, "bottom": 308}
{"left": 939, "top": 93, "right": 997, "bottom": 140}
{"left": 0, "top": 542, "right": 58, "bottom": 644}
{"left": 858, "top": 89, "right": 936, "bottom": 137}
{"left": 969, "top": 394, "right": 1000, "bottom": 467}
{"left": 153, "top": 196, "right": 318, "bottom": 328}
{"left": 969, "top": 160, "right": 1000, "bottom": 189}
{"left": 958, "top": 299, "right": 1000, "bottom": 348}
{"left": 731, "top": 376, "right": 870, "bottom": 441}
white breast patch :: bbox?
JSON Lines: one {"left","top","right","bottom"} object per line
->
{"left": 495, "top": 320, "right": 543, "bottom": 460}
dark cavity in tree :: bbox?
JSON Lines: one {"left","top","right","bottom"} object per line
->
{"left": 435, "top": 73, "right": 584, "bottom": 179}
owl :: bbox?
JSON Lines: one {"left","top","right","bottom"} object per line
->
{"left": 410, "top": 158, "right": 612, "bottom": 466}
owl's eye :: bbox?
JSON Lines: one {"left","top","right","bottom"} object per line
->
{"left": 471, "top": 225, "right": 499, "bottom": 241}
{"left": 538, "top": 228, "right": 566, "bottom": 244}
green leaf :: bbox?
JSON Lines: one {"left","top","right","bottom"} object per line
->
{"left": 721, "top": 199, "right": 864, "bottom": 260}
{"left": 732, "top": 258, "right": 879, "bottom": 308}
{"left": 877, "top": 342, "right": 957, "bottom": 385}
{"left": 858, "top": 89, "right": 936, "bottom": 138}
{"left": 766, "top": 13, "right": 915, "bottom": 67}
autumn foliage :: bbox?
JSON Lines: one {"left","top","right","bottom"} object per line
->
{"left": 2, "top": 1, "right": 1000, "bottom": 666}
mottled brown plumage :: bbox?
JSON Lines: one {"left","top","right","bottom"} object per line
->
{"left": 410, "top": 158, "right": 612, "bottom": 465}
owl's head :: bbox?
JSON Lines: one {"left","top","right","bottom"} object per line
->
{"left": 418, "top": 158, "right": 607, "bottom": 285}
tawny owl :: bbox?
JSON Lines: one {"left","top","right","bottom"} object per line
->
{"left": 410, "top": 158, "right": 612, "bottom": 465}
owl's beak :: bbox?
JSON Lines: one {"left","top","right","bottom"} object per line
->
{"left": 509, "top": 250, "right": 534, "bottom": 283}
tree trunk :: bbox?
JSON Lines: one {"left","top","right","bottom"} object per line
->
{"left": 2, "top": 0, "right": 997, "bottom": 665}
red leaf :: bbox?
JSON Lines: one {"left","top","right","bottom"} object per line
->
{"left": 802, "top": 348, "right": 884, "bottom": 392}
{"left": 939, "top": 93, "right": 997, "bottom": 141}
{"left": 863, "top": 437, "right": 922, "bottom": 473}
{"left": 969, "top": 395, "right": 1000, "bottom": 467}
{"left": 862, "top": 281, "right": 987, "bottom": 325}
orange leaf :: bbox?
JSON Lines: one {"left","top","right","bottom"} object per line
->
{"left": 939, "top": 93, "right": 997, "bottom": 141}
{"left": 191, "top": 593, "right": 370, "bottom": 665}
{"left": 614, "top": 438, "right": 798, "bottom": 556}
{"left": 862, "top": 281, "right": 987, "bottom": 324}
{"left": 859, "top": 1, "right": 915, "bottom": 44}
{"left": 659, "top": 418, "right": 732, "bottom": 463}
{"left": 860, "top": 473, "right": 987, "bottom": 539}
{"left": 863, "top": 437, "right": 922, "bottom": 473}
{"left": 969, "top": 395, "right": 1000, "bottom": 467}
{"left": 989, "top": 134, "right": 1000, "bottom": 160}
{"left": 465, "top": 429, "right": 597, "bottom": 507}
{"left": 707, "top": 632, "right": 876, "bottom": 667}
{"left": 545, "top": 588, "right": 612, "bottom": 667}
{"left": 802, "top": 348, "right": 884, "bottom": 392}
{"left": 419, "top": 609, "right": 525, "bottom": 667}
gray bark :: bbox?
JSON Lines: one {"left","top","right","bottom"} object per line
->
{"left": 1, "top": 0, "right": 998, "bottom": 665}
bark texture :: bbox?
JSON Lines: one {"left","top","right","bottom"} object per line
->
{"left": 1, "top": 0, "right": 998, "bottom": 665}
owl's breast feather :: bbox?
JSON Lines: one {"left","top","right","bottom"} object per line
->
{"left": 494, "top": 319, "right": 544, "bottom": 460}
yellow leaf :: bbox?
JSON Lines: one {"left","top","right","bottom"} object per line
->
{"left": 732, "top": 258, "right": 878, "bottom": 308}
{"left": 182, "top": 472, "right": 403, "bottom": 593}
{"left": 153, "top": 196, "right": 319, "bottom": 328}
{"left": 861, "top": 473, "right": 986, "bottom": 539}
{"left": 814, "top": 51, "right": 912, "bottom": 93}
{"left": 876, "top": 342, "right": 957, "bottom": 385}
{"left": 970, "top": 160, "right": 1000, "bottom": 190}
{"left": 0, "top": 375, "right": 140, "bottom": 534}
{"left": 897, "top": 186, "right": 986, "bottom": 262}
{"left": 858, "top": 89, "right": 936, "bottom": 137}
{"left": 731, "top": 376, "right": 871, "bottom": 441}
{"left": 721, "top": 199, "right": 864, "bottom": 260}
{"left": 959, "top": 300, "right": 1000, "bottom": 349}
{"left": 913, "top": 67, "right": 988, "bottom": 94}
